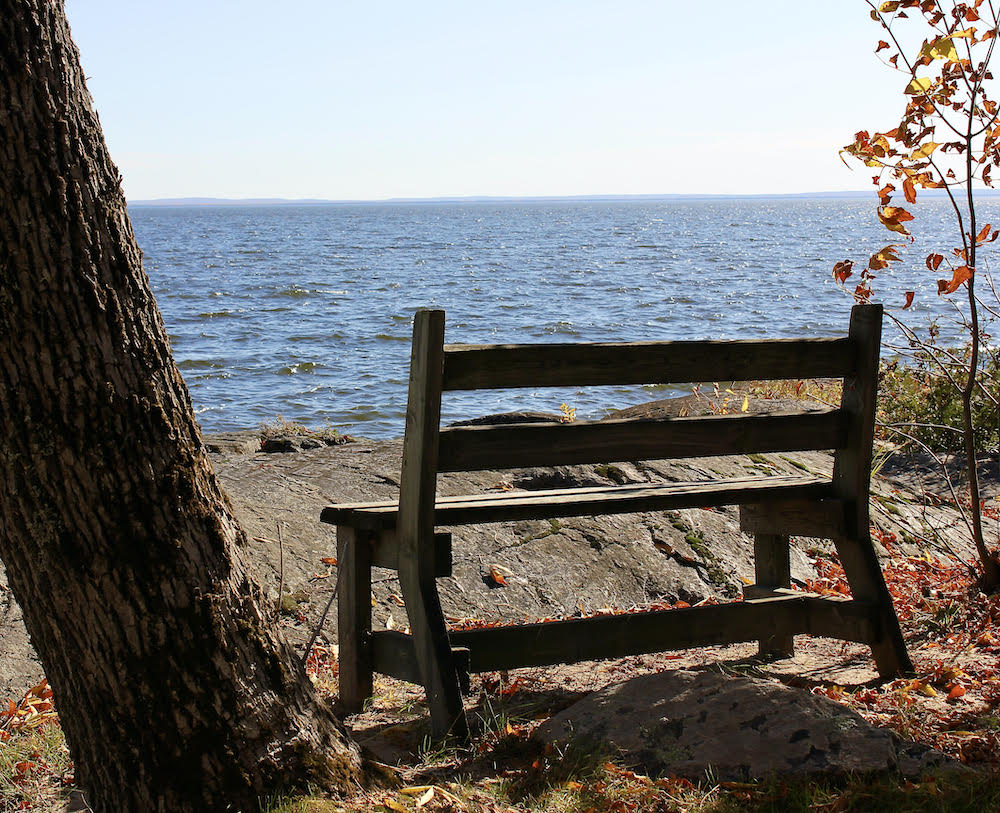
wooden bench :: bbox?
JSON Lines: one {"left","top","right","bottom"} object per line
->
{"left": 321, "top": 304, "right": 912, "bottom": 739}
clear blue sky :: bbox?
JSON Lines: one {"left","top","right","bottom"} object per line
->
{"left": 64, "top": 1, "right": 903, "bottom": 201}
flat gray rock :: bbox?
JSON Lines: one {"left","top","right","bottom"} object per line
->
{"left": 534, "top": 669, "right": 961, "bottom": 780}
{"left": 0, "top": 569, "right": 44, "bottom": 700}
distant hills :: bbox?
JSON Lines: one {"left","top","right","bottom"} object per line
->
{"left": 127, "top": 190, "right": 1000, "bottom": 207}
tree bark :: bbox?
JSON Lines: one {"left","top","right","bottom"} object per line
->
{"left": 0, "top": 2, "right": 364, "bottom": 810}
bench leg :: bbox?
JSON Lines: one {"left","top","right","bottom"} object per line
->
{"left": 752, "top": 532, "right": 795, "bottom": 659}
{"left": 337, "top": 526, "right": 373, "bottom": 712}
{"left": 397, "top": 545, "right": 469, "bottom": 741}
{"left": 835, "top": 530, "right": 913, "bottom": 678}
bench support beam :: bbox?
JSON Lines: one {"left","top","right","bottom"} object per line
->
{"left": 750, "top": 532, "right": 795, "bottom": 658}
{"left": 396, "top": 309, "right": 469, "bottom": 741}
{"left": 369, "top": 594, "right": 878, "bottom": 681}
{"left": 337, "top": 526, "right": 373, "bottom": 712}
{"left": 832, "top": 305, "right": 913, "bottom": 677}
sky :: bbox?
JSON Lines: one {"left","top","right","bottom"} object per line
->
{"left": 63, "top": 1, "right": 906, "bottom": 202}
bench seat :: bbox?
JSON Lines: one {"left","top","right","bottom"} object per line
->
{"left": 322, "top": 473, "right": 834, "bottom": 530}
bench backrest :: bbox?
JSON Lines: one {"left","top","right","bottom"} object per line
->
{"left": 396, "top": 305, "right": 881, "bottom": 541}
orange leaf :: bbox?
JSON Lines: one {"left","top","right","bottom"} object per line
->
{"left": 976, "top": 223, "right": 993, "bottom": 244}
{"left": 926, "top": 252, "right": 944, "bottom": 270}
{"left": 876, "top": 39, "right": 890, "bottom": 52}
{"left": 833, "top": 260, "right": 854, "bottom": 283}
{"left": 320, "top": 556, "right": 337, "bottom": 565}
{"left": 903, "top": 291, "right": 915, "bottom": 309}
{"left": 903, "top": 177, "right": 917, "bottom": 203}
{"left": 868, "top": 244, "right": 903, "bottom": 271}
{"left": 938, "top": 265, "right": 973, "bottom": 294}
{"left": 947, "top": 685, "right": 967, "bottom": 699}
{"left": 486, "top": 566, "right": 507, "bottom": 587}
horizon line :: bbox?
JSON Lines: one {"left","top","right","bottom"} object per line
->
{"left": 126, "top": 189, "right": 1000, "bottom": 207}
{"left": 128, "top": 191, "right": 883, "bottom": 207}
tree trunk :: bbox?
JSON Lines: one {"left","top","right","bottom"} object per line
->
{"left": 0, "top": 2, "right": 365, "bottom": 810}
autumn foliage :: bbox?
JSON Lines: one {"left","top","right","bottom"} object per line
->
{"left": 838, "top": 0, "right": 1000, "bottom": 590}
{"left": 838, "top": 1, "right": 1000, "bottom": 306}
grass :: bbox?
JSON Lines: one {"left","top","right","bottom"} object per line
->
{"left": 259, "top": 415, "right": 351, "bottom": 445}
{"left": 261, "top": 762, "right": 1000, "bottom": 813}
{"left": 0, "top": 681, "right": 72, "bottom": 812}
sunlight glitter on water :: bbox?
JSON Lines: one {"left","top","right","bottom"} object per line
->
{"left": 132, "top": 196, "right": 997, "bottom": 437}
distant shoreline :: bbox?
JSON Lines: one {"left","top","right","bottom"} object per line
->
{"left": 127, "top": 190, "right": 1000, "bottom": 207}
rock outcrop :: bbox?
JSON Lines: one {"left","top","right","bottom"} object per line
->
{"left": 534, "top": 669, "right": 962, "bottom": 780}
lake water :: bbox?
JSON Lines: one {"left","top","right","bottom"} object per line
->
{"left": 130, "top": 196, "right": 995, "bottom": 438}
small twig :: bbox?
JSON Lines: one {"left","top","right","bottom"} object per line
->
{"left": 301, "top": 564, "right": 341, "bottom": 669}
{"left": 882, "top": 425, "right": 977, "bottom": 545}
{"left": 275, "top": 523, "right": 285, "bottom": 621}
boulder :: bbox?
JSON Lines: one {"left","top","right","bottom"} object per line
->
{"left": 534, "top": 669, "right": 961, "bottom": 780}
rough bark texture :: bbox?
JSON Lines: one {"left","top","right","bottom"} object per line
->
{"left": 0, "top": 2, "right": 363, "bottom": 810}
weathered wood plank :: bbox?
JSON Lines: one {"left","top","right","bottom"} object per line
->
{"left": 336, "top": 526, "right": 373, "bottom": 711}
{"left": 832, "top": 304, "right": 913, "bottom": 677}
{"left": 371, "top": 530, "right": 452, "bottom": 576}
{"left": 739, "top": 499, "right": 847, "bottom": 539}
{"left": 751, "top": 531, "right": 794, "bottom": 657}
{"left": 371, "top": 594, "right": 878, "bottom": 682}
{"left": 395, "top": 309, "right": 469, "bottom": 740}
{"left": 323, "top": 475, "right": 835, "bottom": 529}
{"left": 442, "top": 337, "right": 855, "bottom": 390}
{"left": 801, "top": 595, "right": 877, "bottom": 643}
{"left": 437, "top": 410, "right": 847, "bottom": 472}
{"left": 452, "top": 596, "right": 808, "bottom": 670}
{"left": 369, "top": 635, "right": 470, "bottom": 692}
{"left": 740, "top": 588, "right": 876, "bottom": 644}
{"left": 370, "top": 596, "right": 807, "bottom": 675}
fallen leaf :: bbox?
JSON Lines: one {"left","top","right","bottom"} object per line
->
{"left": 485, "top": 566, "right": 507, "bottom": 587}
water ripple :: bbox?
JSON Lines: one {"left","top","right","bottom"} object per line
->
{"left": 130, "top": 197, "right": 992, "bottom": 437}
